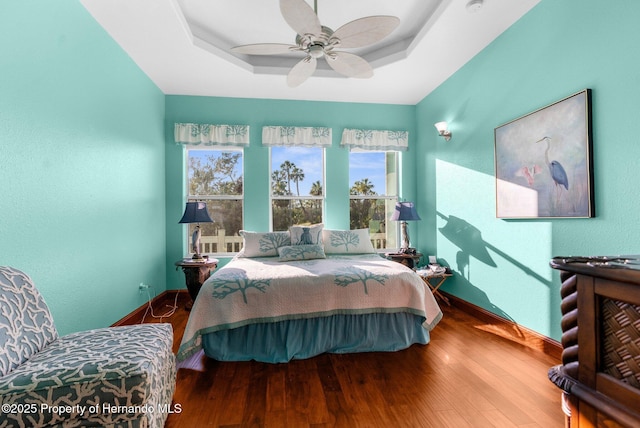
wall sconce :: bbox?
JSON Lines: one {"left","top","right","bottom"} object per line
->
{"left": 434, "top": 121, "right": 452, "bottom": 141}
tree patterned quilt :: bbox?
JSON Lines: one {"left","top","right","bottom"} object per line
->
{"left": 177, "top": 254, "right": 442, "bottom": 361}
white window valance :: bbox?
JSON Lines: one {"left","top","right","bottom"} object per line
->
{"left": 340, "top": 128, "right": 409, "bottom": 151}
{"left": 174, "top": 123, "right": 250, "bottom": 147}
{"left": 262, "top": 126, "right": 332, "bottom": 147}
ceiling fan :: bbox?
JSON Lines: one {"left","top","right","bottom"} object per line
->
{"left": 231, "top": 0, "right": 400, "bottom": 87}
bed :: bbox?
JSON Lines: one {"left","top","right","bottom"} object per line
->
{"left": 177, "top": 229, "right": 443, "bottom": 364}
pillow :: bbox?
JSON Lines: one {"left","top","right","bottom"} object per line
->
{"left": 277, "top": 244, "right": 326, "bottom": 262}
{"left": 238, "top": 230, "right": 290, "bottom": 257}
{"left": 322, "top": 228, "right": 376, "bottom": 254}
{"left": 289, "top": 223, "right": 324, "bottom": 246}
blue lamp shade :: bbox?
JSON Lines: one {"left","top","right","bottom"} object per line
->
{"left": 390, "top": 202, "right": 421, "bottom": 222}
{"left": 390, "top": 202, "right": 421, "bottom": 253}
{"left": 179, "top": 202, "right": 213, "bottom": 224}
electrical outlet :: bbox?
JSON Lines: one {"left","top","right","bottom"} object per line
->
{"left": 139, "top": 283, "right": 150, "bottom": 293}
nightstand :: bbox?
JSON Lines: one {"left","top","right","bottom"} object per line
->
{"left": 175, "top": 258, "right": 218, "bottom": 309}
{"left": 416, "top": 268, "right": 452, "bottom": 306}
{"left": 385, "top": 252, "right": 423, "bottom": 269}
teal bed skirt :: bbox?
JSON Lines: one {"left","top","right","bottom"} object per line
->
{"left": 201, "top": 312, "right": 430, "bottom": 363}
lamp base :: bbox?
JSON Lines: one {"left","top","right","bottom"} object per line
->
{"left": 191, "top": 254, "right": 208, "bottom": 260}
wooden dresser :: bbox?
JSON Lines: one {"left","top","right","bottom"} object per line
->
{"left": 549, "top": 256, "right": 640, "bottom": 428}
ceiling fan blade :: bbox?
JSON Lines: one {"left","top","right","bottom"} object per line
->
{"left": 326, "top": 51, "right": 373, "bottom": 78}
{"left": 287, "top": 56, "right": 317, "bottom": 87}
{"left": 231, "top": 43, "right": 299, "bottom": 55}
{"left": 280, "top": 0, "right": 322, "bottom": 37}
{"left": 332, "top": 16, "right": 400, "bottom": 48}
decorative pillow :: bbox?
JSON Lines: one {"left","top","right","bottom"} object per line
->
{"left": 289, "top": 223, "right": 324, "bottom": 246}
{"left": 238, "top": 230, "right": 290, "bottom": 257}
{"left": 322, "top": 228, "right": 376, "bottom": 254}
{"left": 278, "top": 244, "right": 326, "bottom": 262}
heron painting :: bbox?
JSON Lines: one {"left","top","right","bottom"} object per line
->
{"left": 494, "top": 89, "right": 593, "bottom": 218}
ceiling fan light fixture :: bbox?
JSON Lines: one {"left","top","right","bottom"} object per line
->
{"left": 309, "top": 44, "right": 325, "bottom": 58}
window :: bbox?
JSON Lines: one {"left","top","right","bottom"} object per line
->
{"left": 186, "top": 148, "right": 243, "bottom": 255}
{"left": 270, "top": 147, "right": 324, "bottom": 231}
{"left": 349, "top": 151, "right": 398, "bottom": 250}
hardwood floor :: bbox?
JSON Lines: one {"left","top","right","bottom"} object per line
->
{"left": 135, "top": 292, "right": 565, "bottom": 427}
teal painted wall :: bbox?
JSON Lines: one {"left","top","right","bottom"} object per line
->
{"left": 165, "top": 96, "right": 416, "bottom": 288}
{"left": 415, "top": 0, "right": 640, "bottom": 340}
{"left": 0, "top": 1, "right": 166, "bottom": 335}
{"left": 4, "top": 0, "right": 635, "bottom": 343}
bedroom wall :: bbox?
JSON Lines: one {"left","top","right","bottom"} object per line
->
{"left": 415, "top": 0, "right": 640, "bottom": 340}
{"left": 164, "top": 96, "right": 416, "bottom": 288}
{"left": 0, "top": 1, "right": 166, "bottom": 335}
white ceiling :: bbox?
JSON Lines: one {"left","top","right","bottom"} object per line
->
{"left": 80, "top": 0, "right": 539, "bottom": 105}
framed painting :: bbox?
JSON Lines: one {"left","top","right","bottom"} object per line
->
{"left": 494, "top": 89, "right": 594, "bottom": 218}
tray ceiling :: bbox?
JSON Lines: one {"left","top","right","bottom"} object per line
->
{"left": 80, "top": 0, "right": 540, "bottom": 104}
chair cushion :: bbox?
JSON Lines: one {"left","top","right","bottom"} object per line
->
{"left": 0, "top": 323, "right": 176, "bottom": 428}
{"left": 0, "top": 266, "right": 58, "bottom": 378}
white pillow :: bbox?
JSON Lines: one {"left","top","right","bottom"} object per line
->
{"left": 238, "top": 230, "right": 290, "bottom": 257}
{"left": 322, "top": 229, "right": 376, "bottom": 254}
{"left": 289, "top": 223, "right": 324, "bottom": 246}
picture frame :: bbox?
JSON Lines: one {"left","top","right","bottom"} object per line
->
{"left": 494, "top": 89, "right": 594, "bottom": 218}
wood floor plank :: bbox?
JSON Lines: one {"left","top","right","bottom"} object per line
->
{"left": 479, "top": 409, "right": 519, "bottom": 428}
{"left": 132, "top": 295, "right": 565, "bottom": 427}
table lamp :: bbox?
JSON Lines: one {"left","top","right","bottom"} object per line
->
{"left": 390, "top": 201, "right": 421, "bottom": 253}
{"left": 179, "top": 201, "right": 213, "bottom": 260}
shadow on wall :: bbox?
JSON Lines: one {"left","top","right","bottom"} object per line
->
{"left": 438, "top": 214, "right": 497, "bottom": 272}
{"left": 434, "top": 212, "right": 556, "bottom": 338}
{"left": 450, "top": 272, "right": 512, "bottom": 320}
{"left": 436, "top": 212, "right": 553, "bottom": 288}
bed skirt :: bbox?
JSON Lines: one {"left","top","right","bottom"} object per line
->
{"left": 201, "top": 312, "right": 430, "bottom": 363}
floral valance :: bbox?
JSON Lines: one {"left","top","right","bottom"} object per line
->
{"left": 262, "top": 126, "right": 332, "bottom": 147}
{"left": 174, "top": 123, "right": 250, "bottom": 147}
{"left": 340, "top": 128, "right": 409, "bottom": 151}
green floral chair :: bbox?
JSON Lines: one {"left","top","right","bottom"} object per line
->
{"left": 0, "top": 266, "right": 176, "bottom": 428}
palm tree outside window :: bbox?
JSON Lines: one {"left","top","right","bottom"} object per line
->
{"left": 270, "top": 147, "right": 324, "bottom": 231}
{"left": 349, "top": 151, "right": 399, "bottom": 250}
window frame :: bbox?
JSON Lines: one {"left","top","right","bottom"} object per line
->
{"left": 184, "top": 146, "right": 245, "bottom": 257}
{"left": 348, "top": 150, "right": 400, "bottom": 252}
{"left": 269, "top": 146, "right": 326, "bottom": 231}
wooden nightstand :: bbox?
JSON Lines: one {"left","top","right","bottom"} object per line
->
{"left": 385, "top": 252, "right": 423, "bottom": 269}
{"left": 175, "top": 258, "right": 218, "bottom": 309}
{"left": 415, "top": 269, "right": 452, "bottom": 306}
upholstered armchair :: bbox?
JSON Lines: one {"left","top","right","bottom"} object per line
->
{"left": 0, "top": 266, "right": 177, "bottom": 428}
